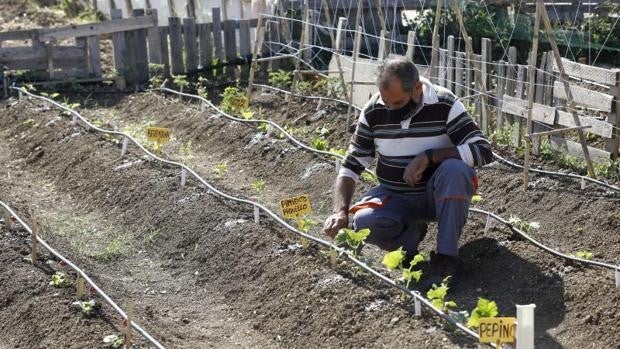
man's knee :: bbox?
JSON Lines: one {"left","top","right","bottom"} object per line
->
{"left": 433, "top": 159, "right": 475, "bottom": 189}
{"left": 353, "top": 209, "right": 403, "bottom": 242}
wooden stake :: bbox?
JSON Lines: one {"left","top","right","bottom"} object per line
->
{"left": 346, "top": 1, "right": 364, "bottom": 131}
{"left": 246, "top": 16, "right": 266, "bottom": 103}
{"left": 429, "top": 0, "right": 443, "bottom": 83}
{"left": 523, "top": 0, "right": 543, "bottom": 189}
{"left": 539, "top": 1, "right": 595, "bottom": 177}
{"left": 452, "top": 3, "right": 492, "bottom": 134}
{"left": 76, "top": 275, "right": 86, "bottom": 299}
{"left": 285, "top": 5, "right": 311, "bottom": 116}
{"left": 320, "top": 0, "right": 350, "bottom": 108}
{"left": 124, "top": 302, "right": 134, "bottom": 349}
{"left": 31, "top": 215, "right": 38, "bottom": 265}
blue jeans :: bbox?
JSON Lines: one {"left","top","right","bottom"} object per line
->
{"left": 352, "top": 159, "right": 476, "bottom": 257}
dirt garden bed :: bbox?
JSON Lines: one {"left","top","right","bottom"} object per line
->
{"left": 0, "top": 87, "right": 618, "bottom": 348}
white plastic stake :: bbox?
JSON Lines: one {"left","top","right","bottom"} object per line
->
{"left": 200, "top": 101, "right": 206, "bottom": 111}
{"left": 121, "top": 136, "right": 129, "bottom": 156}
{"left": 580, "top": 177, "right": 586, "bottom": 190}
{"left": 180, "top": 168, "right": 187, "bottom": 186}
{"left": 335, "top": 158, "right": 341, "bottom": 173}
{"left": 615, "top": 269, "right": 620, "bottom": 288}
{"left": 71, "top": 112, "right": 77, "bottom": 125}
{"left": 484, "top": 213, "right": 493, "bottom": 234}
{"left": 516, "top": 304, "right": 536, "bottom": 349}
{"left": 316, "top": 98, "right": 322, "bottom": 111}
{"left": 18, "top": 90, "right": 22, "bottom": 100}
{"left": 253, "top": 205, "right": 260, "bottom": 224}
{"left": 414, "top": 297, "right": 421, "bottom": 316}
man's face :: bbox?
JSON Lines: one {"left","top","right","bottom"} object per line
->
{"left": 379, "top": 77, "right": 422, "bottom": 110}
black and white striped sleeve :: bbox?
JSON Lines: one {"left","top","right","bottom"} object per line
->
{"left": 338, "top": 107, "right": 375, "bottom": 181}
{"left": 446, "top": 100, "right": 493, "bottom": 167}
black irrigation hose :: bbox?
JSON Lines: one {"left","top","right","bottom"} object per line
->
{"left": 0, "top": 201, "right": 166, "bottom": 349}
{"left": 154, "top": 87, "right": 620, "bottom": 273}
{"left": 12, "top": 87, "right": 481, "bottom": 340}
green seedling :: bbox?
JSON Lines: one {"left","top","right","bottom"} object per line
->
{"left": 241, "top": 110, "right": 255, "bottom": 120}
{"left": 382, "top": 248, "right": 425, "bottom": 288}
{"left": 172, "top": 74, "right": 190, "bottom": 92}
{"left": 315, "top": 126, "right": 331, "bottom": 137}
{"left": 328, "top": 148, "right": 347, "bottom": 158}
{"left": 471, "top": 194, "right": 482, "bottom": 204}
{"left": 250, "top": 179, "right": 266, "bottom": 195}
{"left": 311, "top": 137, "right": 328, "bottom": 151}
{"left": 295, "top": 80, "right": 313, "bottom": 94}
{"left": 49, "top": 271, "right": 71, "bottom": 288}
{"left": 22, "top": 118, "right": 38, "bottom": 128}
{"left": 467, "top": 297, "right": 499, "bottom": 329}
{"left": 257, "top": 122, "right": 270, "bottom": 133}
{"left": 297, "top": 217, "right": 318, "bottom": 233}
{"left": 508, "top": 216, "right": 540, "bottom": 233}
{"left": 575, "top": 251, "right": 593, "bottom": 260}
{"left": 427, "top": 277, "right": 457, "bottom": 311}
{"left": 220, "top": 86, "right": 249, "bottom": 115}
{"left": 73, "top": 299, "right": 97, "bottom": 316}
{"left": 268, "top": 69, "right": 292, "bottom": 88}
{"left": 40, "top": 92, "right": 60, "bottom": 100}
{"left": 213, "top": 162, "right": 228, "bottom": 177}
{"left": 103, "top": 334, "right": 125, "bottom": 348}
{"left": 335, "top": 228, "right": 370, "bottom": 257}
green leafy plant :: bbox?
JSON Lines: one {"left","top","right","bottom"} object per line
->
{"left": 241, "top": 110, "right": 255, "bottom": 120}
{"left": 220, "top": 86, "right": 249, "bottom": 115}
{"left": 295, "top": 80, "right": 313, "bottom": 94}
{"left": 172, "top": 74, "right": 190, "bottom": 92}
{"left": 382, "top": 248, "right": 425, "bottom": 288}
{"left": 471, "top": 194, "right": 482, "bottom": 204}
{"left": 250, "top": 179, "right": 266, "bottom": 195}
{"left": 328, "top": 148, "right": 347, "bottom": 158}
{"left": 335, "top": 228, "right": 370, "bottom": 257}
{"left": 213, "top": 162, "right": 228, "bottom": 177}
{"left": 103, "top": 334, "right": 125, "bottom": 348}
{"left": 467, "top": 297, "right": 499, "bottom": 329}
{"left": 257, "top": 122, "right": 270, "bottom": 133}
{"left": 508, "top": 216, "right": 540, "bottom": 233}
{"left": 311, "top": 137, "right": 328, "bottom": 151}
{"left": 575, "top": 251, "right": 593, "bottom": 260}
{"left": 427, "top": 277, "right": 457, "bottom": 311}
{"left": 178, "top": 141, "right": 194, "bottom": 166}
{"left": 268, "top": 69, "right": 292, "bottom": 89}
{"left": 49, "top": 271, "right": 71, "bottom": 288}
{"left": 73, "top": 299, "right": 97, "bottom": 316}
{"left": 297, "top": 217, "right": 318, "bottom": 233}
{"left": 40, "top": 91, "right": 60, "bottom": 100}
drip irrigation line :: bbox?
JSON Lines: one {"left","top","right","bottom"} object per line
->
{"left": 0, "top": 200, "right": 166, "bottom": 349}
{"left": 12, "top": 86, "right": 481, "bottom": 341}
{"left": 153, "top": 85, "right": 620, "bottom": 270}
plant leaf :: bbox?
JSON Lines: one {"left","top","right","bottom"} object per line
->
{"left": 382, "top": 248, "right": 405, "bottom": 270}
{"left": 409, "top": 253, "right": 426, "bottom": 267}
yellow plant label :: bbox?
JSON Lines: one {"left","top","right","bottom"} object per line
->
{"left": 146, "top": 127, "right": 171, "bottom": 143}
{"left": 280, "top": 194, "right": 312, "bottom": 218}
{"left": 479, "top": 317, "right": 516, "bottom": 344}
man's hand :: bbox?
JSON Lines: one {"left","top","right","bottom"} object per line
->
{"left": 322, "top": 210, "right": 349, "bottom": 238}
{"left": 403, "top": 154, "right": 430, "bottom": 186}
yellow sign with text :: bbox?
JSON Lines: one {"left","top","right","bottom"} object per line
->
{"left": 479, "top": 317, "right": 516, "bottom": 344}
{"left": 146, "top": 127, "right": 171, "bottom": 143}
{"left": 280, "top": 195, "right": 312, "bottom": 218}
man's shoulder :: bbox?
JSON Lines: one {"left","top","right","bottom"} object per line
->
{"left": 362, "top": 93, "right": 387, "bottom": 117}
{"left": 432, "top": 85, "right": 457, "bottom": 105}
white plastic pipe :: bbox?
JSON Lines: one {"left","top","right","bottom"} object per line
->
{"left": 516, "top": 304, "right": 536, "bottom": 349}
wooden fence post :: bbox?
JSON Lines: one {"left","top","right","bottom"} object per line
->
{"left": 168, "top": 16, "right": 184, "bottom": 75}
{"left": 211, "top": 7, "right": 224, "bottom": 77}
{"left": 239, "top": 19, "right": 251, "bottom": 80}
{"left": 183, "top": 17, "right": 198, "bottom": 72}
{"left": 610, "top": 71, "right": 620, "bottom": 158}
{"left": 446, "top": 35, "right": 454, "bottom": 92}
{"left": 405, "top": 30, "right": 416, "bottom": 62}
{"left": 199, "top": 23, "right": 213, "bottom": 77}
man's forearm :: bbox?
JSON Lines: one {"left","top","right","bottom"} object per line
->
{"left": 333, "top": 176, "right": 356, "bottom": 213}
{"left": 429, "top": 147, "right": 461, "bottom": 164}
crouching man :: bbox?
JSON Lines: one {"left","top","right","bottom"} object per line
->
{"left": 322, "top": 58, "right": 493, "bottom": 289}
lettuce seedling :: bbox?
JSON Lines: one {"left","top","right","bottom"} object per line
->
{"left": 311, "top": 137, "right": 328, "bottom": 151}
{"left": 73, "top": 299, "right": 97, "bottom": 316}
{"left": 49, "top": 271, "right": 71, "bottom": 288}
{"left": 250, "top": 179, "right": 266, "bottom": 196}
{"left": 382, "top": 248, "right": 425, "bottom": 288}
{"left": 575, "top": 251, "right": 593, "bottom": 260}
{"left": 103, "top": 334, "right": 124, "bottom": 349}
{"left": 427, "top": 277, "right": 457, "bottom": 311}
{"left": 471, "top": 194, "right": 482, "bottom": 204}
{"left": 508, "top": 216, "right": 540, "bottom": 233}
{"left": 467, "top": 297, "right": 499, "bottom": 328}
{"left": 335, "top": 228, "right": 370, "bottom": 257}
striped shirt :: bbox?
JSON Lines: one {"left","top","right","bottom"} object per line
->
{"left": 338, "top": 77, "right": 493, "bottom": 193}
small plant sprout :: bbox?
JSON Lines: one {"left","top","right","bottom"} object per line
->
{"left": 250, "top": 179, "right": 266, "bottom": 196}
{"left": 103, "top": 334, "right": 125, "bottom": 349}
{"left": 310, "top": 137, "right": 328, "bottom": 151}
{"left": 328, "top": 148, "right": 347, "bottom": 158}
{"left": 297, "top": 217, "right": 318, "bottom": 233}
{"left": 40, "top": 92, "right": 61, "bottom": 100}
{"left": 575, "top": 251, "right": 594, "bottom": 260}
{"left": 508, "top": 216, "right": 540, "bottom": 233}
{"left": 49, "top": 271, "right": 71, "bottom": 288}
{"left": 172, "top": 74, "right": 190, "bottom": 92}
{"left": 241, "top": 109, "right": 255, "bottom": 120}
{"left": 220, "top": 86, "right": 249, "bottom": 115}
{"left": 467, "top": 297, "right": 499, "bottom": 329}
{"left": 334, "top": 228, "right": 370, "bottom": 257}
{"left": 213, "top": 162, "right": 228, "bottom": 177}
{"left": 268, "top": 69, "right": 293, "bottom": 88}
{"left": 73, "top": 299, "right": 97, "bottom": 316}
{"left": 471, "top": 194, "right": 482, "bottom": 204}
{"left": 382, "top": 248, "right": 425, "bottom": 288}
{"left": 426, "top": 277, "right": 457, "bottom": 311}
{"left": 257, "top": 122, "right": 270, "bottom": 133}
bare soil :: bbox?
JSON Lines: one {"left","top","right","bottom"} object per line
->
{"left": 0, "top": 89, "right": 619, "bottom": 349}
